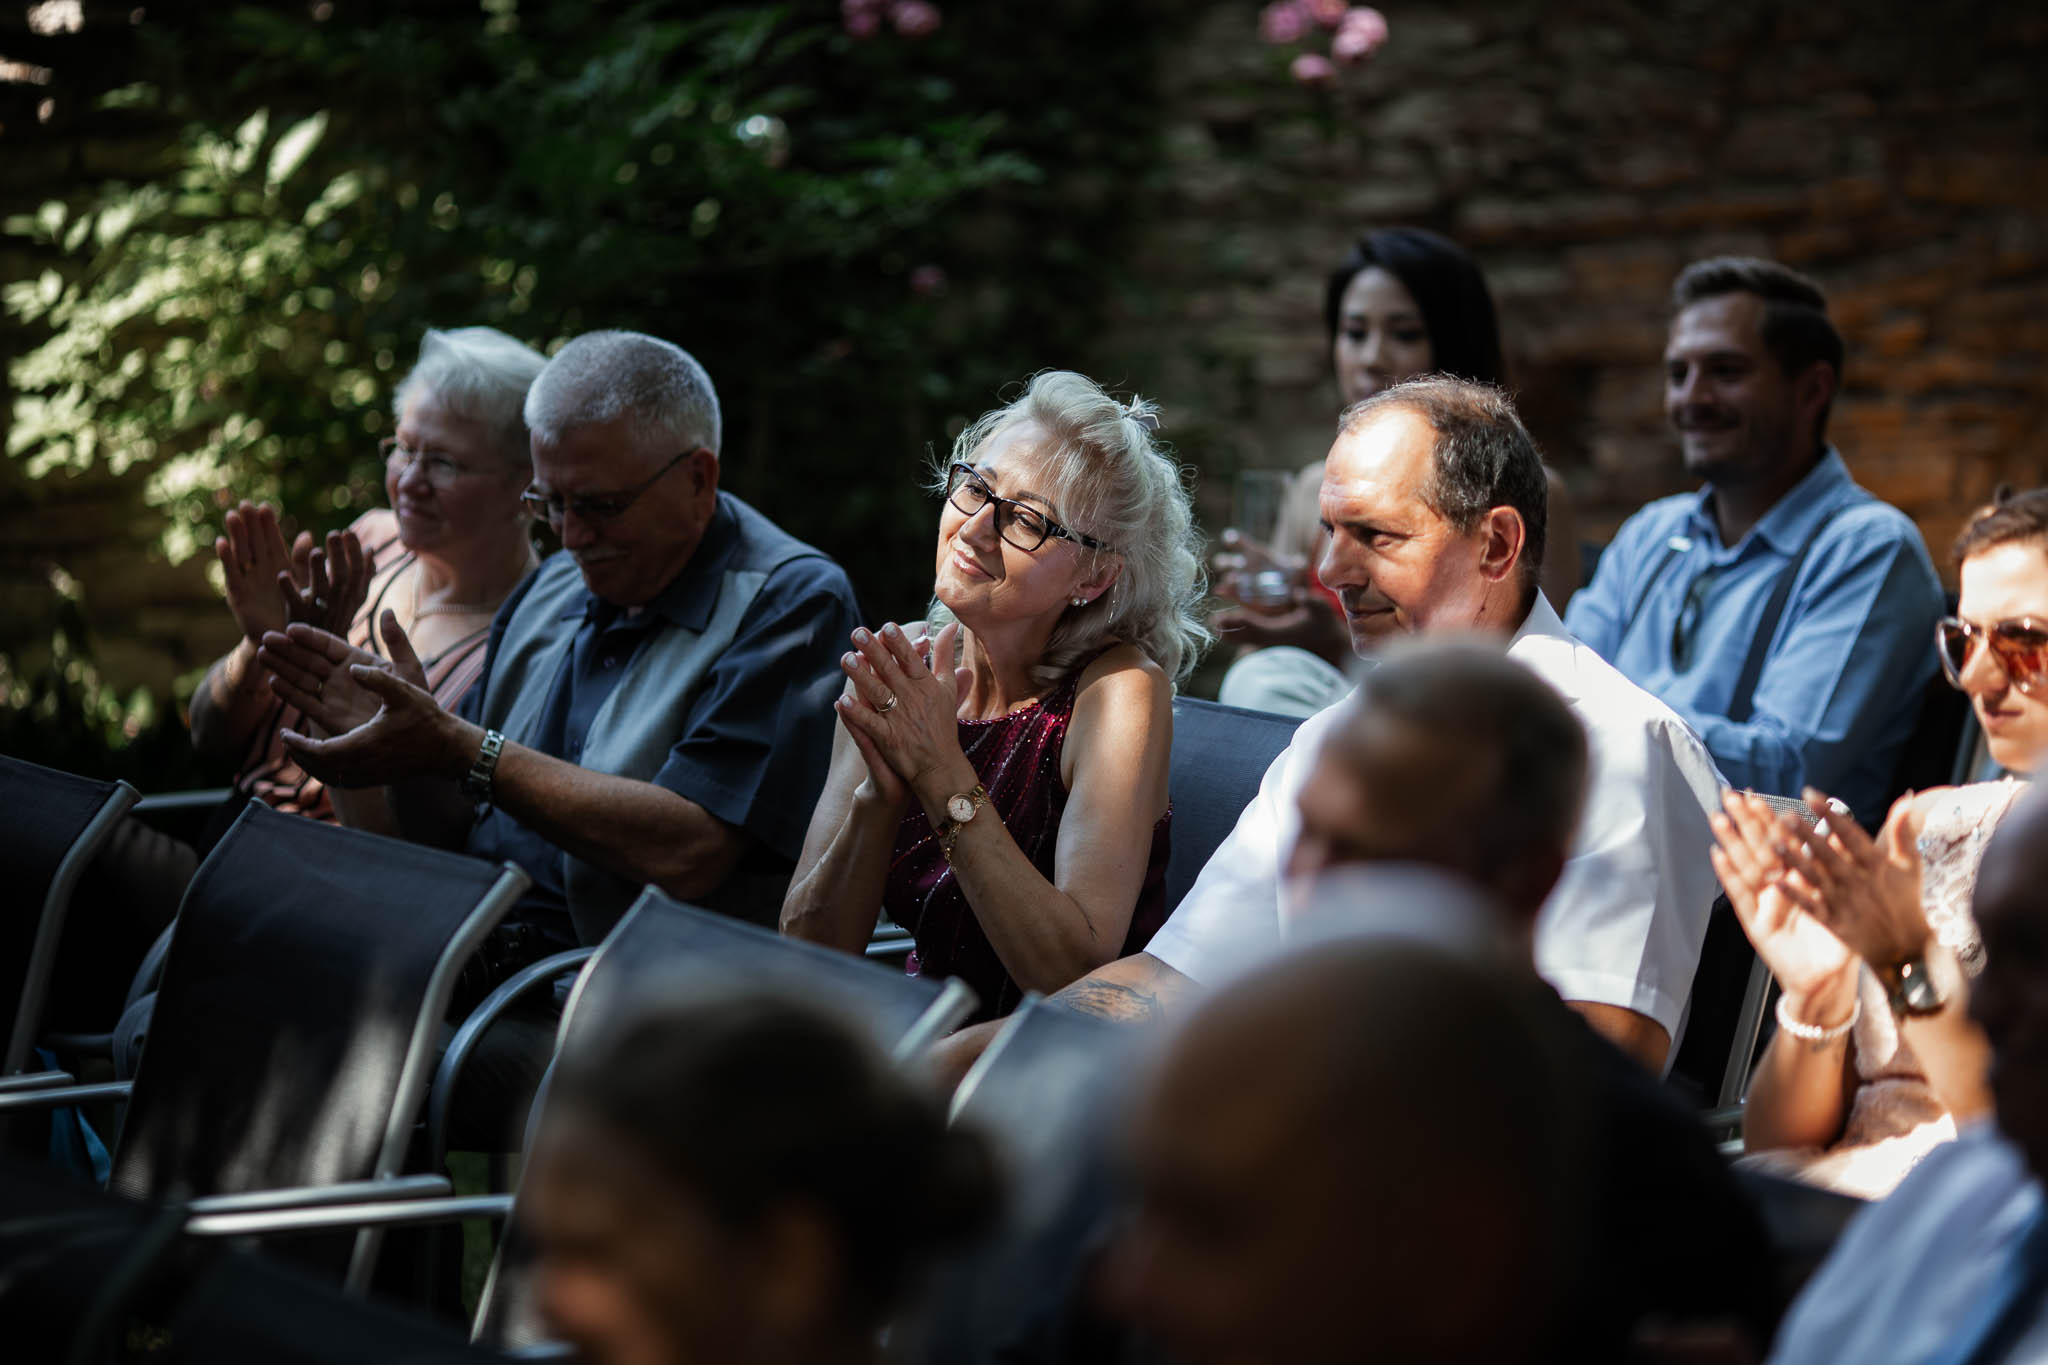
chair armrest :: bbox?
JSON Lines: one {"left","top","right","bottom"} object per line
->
{"left": 0, "top": 1068, "right": 77, "bottom": 1094}
{"left": 0, "top": 1080, "right": 131, "bottom": 1113}
{"left": 428, "top": 948, "right": 594, "bottom": 1165}
{"left": 186, "top": 1192, "right": 515, "bottom": 1239}
{"left": 185, "top": 1173, "right": 454, "bottom": 1217}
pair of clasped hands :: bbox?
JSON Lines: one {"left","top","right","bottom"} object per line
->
{"left": 834, "top": 622, "right": 976, "bottom": 812}
{"left": 1709, "top": 787, "right": 1933, "bottom": 1028}
{"left": 217, "top": 500, "right": 443, "bottom": 781}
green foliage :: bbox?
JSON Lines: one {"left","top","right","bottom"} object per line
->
{"left": 3, "top": 0, "right": 1164, "bottom": 779}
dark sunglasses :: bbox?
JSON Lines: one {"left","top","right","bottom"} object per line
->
{"left": 1936, "top": 615, "right": 2048, "bottom": 695}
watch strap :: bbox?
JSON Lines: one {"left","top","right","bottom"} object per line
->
{"left": 938, "top": 784, "right": 989, "bottom": 862}
{"left": 461, "top": 729, "right": 505, "bottom": 802}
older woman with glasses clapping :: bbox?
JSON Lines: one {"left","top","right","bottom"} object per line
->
{"left": 190, "top": 326, "right": 545, "bottom": 825}
{"left": 781, "top": 371, "right": 1209, "bottom": 1020}
{"left": 1711, "top": 486, "right": 2048, "bottom": 1198}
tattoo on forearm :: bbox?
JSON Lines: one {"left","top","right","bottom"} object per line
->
{"left": 1054, "top": 979, "right": 1163, "bottom": 1024}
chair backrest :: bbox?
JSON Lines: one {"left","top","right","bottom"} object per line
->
{"left": 911, "top": 998, "right": 1144, "bottom": 1364}
{"left": 473, "top": 888, "right": 965, "bottom": 1349}
{"left": 1165, "top": 697, "right": 1304, "bottom": 913}
{"left": 1668, "top": 792, "right": 1818, "bottom": 1110}
{"left": 0, "top": 755, "right": 139, "bottom": 1074}
{"left": 111, "top": 800, "right": 526, "bottom": 1212}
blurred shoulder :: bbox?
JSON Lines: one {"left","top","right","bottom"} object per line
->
{"left": 1076, "top": 643, "right": 1170, "bottom": 717}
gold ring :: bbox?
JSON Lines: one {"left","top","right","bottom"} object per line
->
{"left": 877, "top": 694, "right": 898, "bottom": 713}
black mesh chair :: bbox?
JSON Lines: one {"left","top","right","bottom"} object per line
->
{"left": 1, "top": 755, "right": 139, "bottom": 1077}
{"left": 908, "top": 997, "right": 1146, "bottom": 1365}
{"left": 0, "top": 799, "right": 528, "bottom": 1293}
{"left": 202, "top": 886, "right": 978, "bottom": 1350}
{"left": 1165, "top": 697, "right": 1304, "bottom": 913}
{"left": 0, "top": 1158, "right": 501, "bottom": 1364}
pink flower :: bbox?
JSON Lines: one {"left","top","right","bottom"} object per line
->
{"left": 889, "top": 0, "right": 941, "bottom": 38}
{"left": 1290, "top": 52, "right": 1336, "bottom": 85}
{"left": 1258, "top": 0, "right": 1309, "bottom": 45}
{"left": 909, "top": 264, "right": 947, "bottom": 297}
{"left": 841, "top": 0, "right": 881, "bottom": 37}
{"left": 1305, "top": 0, "right": 1348, "bottom": 27}
{"left": 1332, "top": 6, "right": 1388, "bottom": 62}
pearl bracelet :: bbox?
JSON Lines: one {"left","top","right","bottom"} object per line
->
{"left": 1775, "top": 993, "right": 1860, "bottom": 1043}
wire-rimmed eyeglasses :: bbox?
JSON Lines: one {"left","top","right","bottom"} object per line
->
{"left": 520, "top": 450, "right": 692, "bottom": 527}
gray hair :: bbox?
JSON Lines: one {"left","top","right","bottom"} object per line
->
{"left": 1338, "top": 377, "right": 1548, "bottom": 606}
{"left": 523, "top": 330, "right": 723, "bottom": 460}
{"left": 929, "top": 371, "right": 1212, "bottom": 687}
{"left": 393, "top": 326, "right": 548, "bottom": 470}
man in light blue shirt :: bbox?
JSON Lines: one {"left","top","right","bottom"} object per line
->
{"left": 1566, "top": 257, "right": 1943, "bottom": 824}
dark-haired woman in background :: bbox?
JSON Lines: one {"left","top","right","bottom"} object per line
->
{"left": 1214, "top": 227, "right": 1581, "bottom": 715}
{"left": 524, "top": 995, "right": 997, "bottom": 1365}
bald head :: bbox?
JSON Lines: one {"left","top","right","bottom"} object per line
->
{"left": 1289, "top": 639, "right": 1588, "bottom": 926}
{"left": 1117, "top": 942, "right": 1591, "bottom": 1365}
{"left": 1969, "top": 784, "right": 2048, "bottom": 1176}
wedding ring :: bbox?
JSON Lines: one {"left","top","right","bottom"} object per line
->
{"left": 877, "top": 694, "right": 898, "bottom": 713}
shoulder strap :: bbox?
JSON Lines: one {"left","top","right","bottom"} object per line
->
{"left": 1725, "top": 502, "right": 1856, "bottom": 724}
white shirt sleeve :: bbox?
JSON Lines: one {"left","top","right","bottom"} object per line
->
{"left": 1144, "top": 702, "right": 1346, "bottom": 984}
{"left": 1535, "top": 707, "right": 1725, "bottom": 1044}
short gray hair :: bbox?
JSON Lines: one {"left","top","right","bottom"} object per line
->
{"left": 929, "top": 371, "right": 1212, "bottom": 687}
{"left": 523, "top": 330, "right": 723, "bottom": 460}
{"left": 393, "top": 326, "right": 548, "bottom": 470}
{"left": 1338, "top": 377, "right": 1548, "bottom": 606}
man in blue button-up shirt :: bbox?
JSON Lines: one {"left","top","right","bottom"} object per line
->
{"left": 1566, "top": 258, "right": 1943, "bottom": 824}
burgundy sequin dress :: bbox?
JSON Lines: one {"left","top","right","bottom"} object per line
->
{"left": 882, "top": 668, "right": 1171, "bottom": 1022}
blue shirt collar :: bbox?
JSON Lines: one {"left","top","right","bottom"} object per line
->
{"left": 1683, "top": 447, "right": 1852, "bottom": 555}
{"left": 558, "top": 493, "right": 741, "bottom": 632}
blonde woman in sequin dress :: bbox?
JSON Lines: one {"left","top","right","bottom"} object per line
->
{"left": 781, "top": 373, "right": 1210, "bottom": 1021}
{"left": 1710, "top": 488, "right": 2048, "bottom": 1197}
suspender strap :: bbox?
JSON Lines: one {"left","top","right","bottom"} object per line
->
{"left": 1725, "top": 503, "right": 1854, "bottom": 724}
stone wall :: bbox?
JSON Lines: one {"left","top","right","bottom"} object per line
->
{"left": 1103, "top": 0, "right": 2048, "bottom": 580}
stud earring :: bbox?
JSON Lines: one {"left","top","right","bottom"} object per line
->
{"left": 1071, "top": 596, "right": 1087, "bottom": 607}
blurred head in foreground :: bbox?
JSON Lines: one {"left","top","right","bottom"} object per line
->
{"left": 1971, "top": 783, "right": 2048, "bottom": 1181}
{"left": 524, "top": 995, "right": 997, "bottom": 1365}
{"left": 1110, "top": 941, "right": 1592, "bottom": 1365}
{"left": 1285, "top": 637, "right": 1588, "bottom": 941}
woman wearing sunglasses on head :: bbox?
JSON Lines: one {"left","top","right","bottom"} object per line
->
{"left": 1709, "top": 486, "right": 2048, "bottom": 1198}
{"left": 781, "top": 372, "right": 1209, "bottom": 1020}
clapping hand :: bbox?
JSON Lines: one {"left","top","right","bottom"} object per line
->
{"left": 1709, "top": 790, "right": 1857, "bottom": 1007}
{"left": 217, "top": 502, "right": 374, "bottom": 647}
{"left": 834, "top": 621, "right": 973, "bottom": 811}
{"left": 1773, "top": 789, "right": 1930, "bottom": 973}
{"left": 273, "top": 611, "right": 458, "bottom": 787}
{"left": 281, "top": 525, "right": 372, "bottom": 636}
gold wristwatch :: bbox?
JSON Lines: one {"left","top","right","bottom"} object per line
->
{"left": 938, "top": 784, "right": 989, "bottom": 862}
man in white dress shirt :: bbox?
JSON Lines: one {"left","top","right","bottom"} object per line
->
{"left": 1037, "top": 377, "right": 1726, "bottom": 1072}
{"left": 1768, "top": 783, "right": 2048, "bottom": 1365}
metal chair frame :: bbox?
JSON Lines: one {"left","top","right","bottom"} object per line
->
{"left": 3, "top": 761, "right": 140, "bottom": 1075}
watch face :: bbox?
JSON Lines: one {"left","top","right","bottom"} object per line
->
{"left": 947, "top": 793, "right": 976, "bottom": 824}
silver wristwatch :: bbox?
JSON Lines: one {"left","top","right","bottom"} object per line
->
{"left": 461, "top": 729, "right": 505, "bottom": 802}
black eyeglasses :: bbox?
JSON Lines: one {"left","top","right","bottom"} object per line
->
{"left": 944, "top": 463, "right": 1110, "bottom": 554}
{"left": 1937, "top": 615, "right": 2048, "bottom": 696}
{"left": 521, "top": 450, "right": 691, "bottom": 527}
